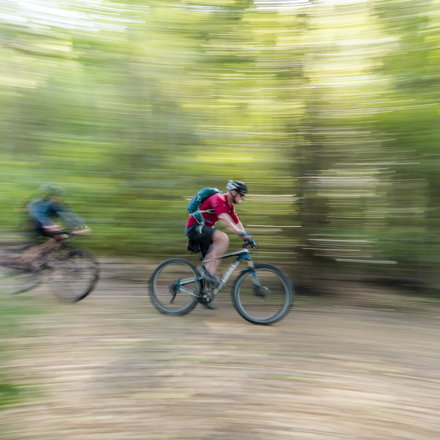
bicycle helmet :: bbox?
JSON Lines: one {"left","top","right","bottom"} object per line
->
{"left": 38, "top": 184, "right": 63, "bottom": 196}
{"left": 226, "top": 180, "right": 248, "bottom": 194}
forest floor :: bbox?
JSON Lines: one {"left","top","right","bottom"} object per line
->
{"left": 1, "top": 261, "right": 440, "bottom": 440}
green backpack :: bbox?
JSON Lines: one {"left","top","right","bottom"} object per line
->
{"left": 187, "top": 188, "right": 221, "bottom": 224}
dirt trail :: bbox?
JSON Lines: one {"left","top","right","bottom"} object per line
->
{"left": 1, "top": 266, "right": 440, "bottom": 440}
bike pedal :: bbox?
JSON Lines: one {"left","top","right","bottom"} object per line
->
{"left": 200, "top": 300, "right": 217, "bottom": 310}
{"left": 199, "top": 293, "right": 216, "bottom": 310}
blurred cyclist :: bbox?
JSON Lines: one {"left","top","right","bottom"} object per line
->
{"left": 185, "top": 180, "right": 252, "bottom": 287}
{"left": 21, "top": 185, "right": 90, "bottom": 267}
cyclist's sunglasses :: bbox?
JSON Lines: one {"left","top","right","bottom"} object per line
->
{"left": 237, "top": 192, "right": 245, "bottom": 199}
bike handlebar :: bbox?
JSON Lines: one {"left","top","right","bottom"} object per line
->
{"left": 242, "top": 239, "right": 257, "bottom": 249}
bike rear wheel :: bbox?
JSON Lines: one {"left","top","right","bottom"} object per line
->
{"left": 0, "top": 246, "right": 41, "bottom": 295}
{"left": 149, "top": 258, "right": 201, "bottom": 316}
{"left": 0, "top": 265, "right": 41, "bottom": 295}
{"left": 49, "top": 248, "right": 100, "bottom": 302}
{"left": 232, "top": 264, "right": 293, "bottom": 325}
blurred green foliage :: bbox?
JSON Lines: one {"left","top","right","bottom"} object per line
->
{"left": 0, "top": 0, "right": 439, "bottom": 292}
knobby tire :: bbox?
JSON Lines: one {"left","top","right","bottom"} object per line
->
{"left": 232, "top": 263, "right": 293, "bottom": 325}
{"left": 149, "top": 258, "right": 201, "bottom": 316}
{"left": 49, "top": 248, "right": 100, "bottom": 303}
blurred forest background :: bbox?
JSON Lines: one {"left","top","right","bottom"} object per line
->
{"left": 1, "top": 0, "right": 439, "bottom": 294}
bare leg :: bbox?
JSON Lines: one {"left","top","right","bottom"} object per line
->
{"left": 204, "top": 230, "right": 229, "bottom": 276}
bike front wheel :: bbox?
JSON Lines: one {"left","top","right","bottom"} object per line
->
{"left": 49, "top": 248, "right": 100, "bottom": 303}
{"left": 149, "top": 258, "right": 201, "bottom": 316}
{"left": 232, "top": 264, "right": 293, "bottom": 325}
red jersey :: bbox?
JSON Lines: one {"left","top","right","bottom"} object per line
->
{"left": 186, "top": 193, "right": 240, "bottom": 228}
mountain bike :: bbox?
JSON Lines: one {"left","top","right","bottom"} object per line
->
{"left": 149, "top": 241, "right": 293, "bottom": 325}
{"left": 0, "top": 231, "right": 100, "bottom": 302}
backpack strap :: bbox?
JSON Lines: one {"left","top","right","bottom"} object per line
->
{"left": 192, "top": 208, "right": 216, "bottom": 215}
{"left": 190, "top": 208, "right": 215, "bottom": 225}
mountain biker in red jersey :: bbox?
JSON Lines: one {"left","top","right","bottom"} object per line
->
{"left": 185, "top": 180, "right": 252, "bottom": 287}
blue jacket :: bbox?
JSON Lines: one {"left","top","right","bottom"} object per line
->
{"left": 27, "top": 198, "right": 85, "bottom": 229}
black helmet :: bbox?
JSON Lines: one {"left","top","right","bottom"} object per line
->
{"left": 226, "top": 180, "right": 248, "bottom": 194}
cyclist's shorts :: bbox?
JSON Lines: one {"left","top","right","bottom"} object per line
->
{"left": 26, "top": 222, "right": 49, "bottom": 241}
{"left": 185, "top": 224, "right": 216, "bottom": 257}
{"left": 29, "top": 221, "right": 61, "bottom": 242}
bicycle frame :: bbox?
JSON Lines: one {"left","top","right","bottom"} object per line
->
{"left": 0, "top": 233, "right": 89, "bottom": 277}
{"left": 178, "top": 248, "right": 256, "bottom": 297}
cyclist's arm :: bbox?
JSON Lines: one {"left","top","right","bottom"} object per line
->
{"left": 235, "top": 220, "right": 252, "bottom": 240}
{"left": 218, "top": 213, "right": 251, "bottom": 240}
{"left": 55, "top": 203, "right": 87, "bottom": 230}
{"left": 236, "top": 220, "right": 245, "bottom": 231}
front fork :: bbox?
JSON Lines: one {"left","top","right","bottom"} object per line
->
{"left": 248, "top": 262, "right": 261, "bottom": 286}
{"left": 247, "top": 261, "right": 267, "bottom": 298}
{"left": 240, "top": 258, "right": 259, "bottom": 285}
